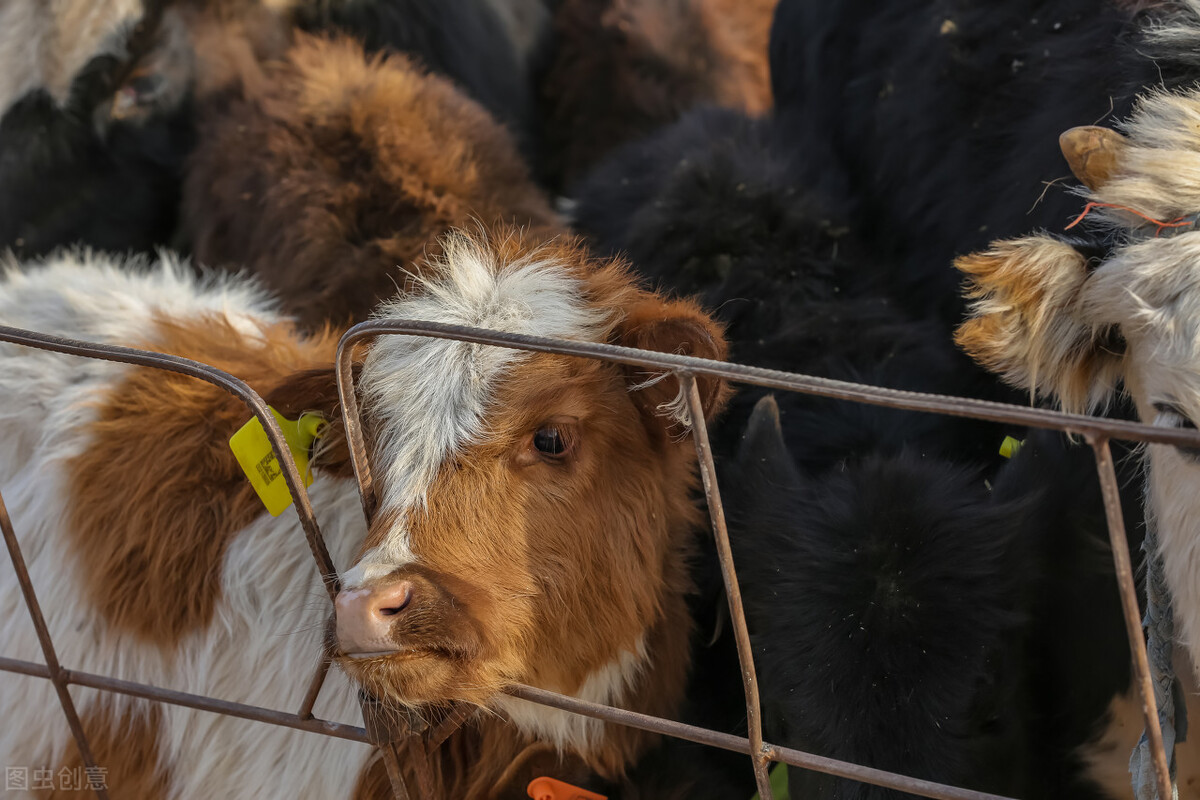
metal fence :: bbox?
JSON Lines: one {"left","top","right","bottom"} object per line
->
{"left": 1, "top": 317, "right": 1190, "bottom": 800}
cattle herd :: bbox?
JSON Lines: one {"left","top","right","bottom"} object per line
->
{"left": 6, "top": 0, "right": 1200, "bottom": 798}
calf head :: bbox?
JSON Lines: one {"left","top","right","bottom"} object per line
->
{"left": 955, "top": 88, "right": 1200, "bottom": 673}
{"left": 955, "top": 89, "right": 1200, "bottom": 430}
{"left": 287, "top": 232, "right": 728, "bottom": 752}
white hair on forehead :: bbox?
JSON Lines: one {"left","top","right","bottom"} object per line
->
{"left": 357, "top": 231, "right": 611, "bottom": 540}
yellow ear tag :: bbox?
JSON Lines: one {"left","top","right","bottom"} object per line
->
{"left": 999, "top": 435, "right": 1025, "bottom": 459}
{"left": 229, "top": 407, "right": 327, "bottom": 516}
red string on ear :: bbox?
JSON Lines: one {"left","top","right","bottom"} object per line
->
{"left": 1065, "top": 201, "right": 1196, "bottom": 237}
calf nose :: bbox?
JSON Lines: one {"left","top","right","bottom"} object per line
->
{"left": 334, "top": 581, "right": 413, "bottom": 656}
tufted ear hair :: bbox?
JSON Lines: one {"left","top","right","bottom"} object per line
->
{"left": 955, "top": 235, "right": 1126, "bottom": 414}
{"left": 615, "top": 293, "right": 731, "bottom": 436}
{"left": 264, "top": 364, "right": 363, "bottom": 479}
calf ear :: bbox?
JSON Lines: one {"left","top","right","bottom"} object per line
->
{"left": 264, "top": 365, "right": 362, "bottom": 479}
{"left": 735, "top": 395, "right": 802, "bottom": 486}
{"left": 955, "top": 235, "right": 1124, "bottom": 413}
{"left": 615, "top": 294, "right": 731, "bottom": 435}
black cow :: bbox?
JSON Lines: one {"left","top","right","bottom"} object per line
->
{"left": 571, "top": 99, "right": 1145, "bottom": 796}
{"left": 767, "top": 0, "right": 1200, "bottom": 323}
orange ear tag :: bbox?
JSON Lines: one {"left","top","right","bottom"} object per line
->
{"left": 526, "top": 776, "right": 607, "bottom": 800}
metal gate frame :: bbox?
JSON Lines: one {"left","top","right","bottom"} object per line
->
{"left": 0, "top": 317, "right": 1188, "bottom": 800}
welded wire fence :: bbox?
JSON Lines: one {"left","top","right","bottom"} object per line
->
{"left": 0, "top": 318, "right": 1189, "bottom": 800}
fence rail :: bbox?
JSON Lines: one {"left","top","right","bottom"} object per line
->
{"left": 0, "top": 319, "right": 1185, "bottom": 800}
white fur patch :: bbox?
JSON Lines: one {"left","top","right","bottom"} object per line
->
{"left": 491, "top": 635, "right": 647, "bottom": 754}
{"left": 345, "top": 233, "right": 610, "bottom": 585}
{"left": 0, "top": 250, "right": 280, "bottom": 486}
{"left": 0, "top": 252, "right": 374, "bottom": 798}
{"left": 1074, "top": 235, "right": 1200, "bottom": 686}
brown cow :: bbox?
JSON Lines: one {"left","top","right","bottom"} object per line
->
{"left": 171, "top": 11, "right": 562, "bottom": 329}
{"left": 0, "top": 228, "right": 728, "bottom": 798}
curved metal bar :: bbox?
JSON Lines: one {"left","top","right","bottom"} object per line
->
{"left": 0, "top": 319, "right": 1175, "bottom": 800}
{"left": 0, "top": 326, "right": 410, "bottom": 796}
{"left": 0, "top": 325, "right": 340, "bottom": 600}
{"left": 335, "top": 334, "right": 377, "bottom": 524}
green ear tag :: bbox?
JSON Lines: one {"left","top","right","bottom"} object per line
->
{"left": 229, "top": 407, "right": 327, "bottom": 516}
{"left": 999, "top": 435, "right": 1025, "bottom": 459}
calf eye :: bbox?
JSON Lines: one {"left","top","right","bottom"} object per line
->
{"left": 516, "top": 419, "right": 579, "bottom": 467}
{"left": 1153, "top": 402, "right": 1198, "bottom": 430}
{"left": 1153, "top": 402, "right": 1200, "bottom": 461}
{"left": 534, "top": 427, "right": 567, "bottom": 457}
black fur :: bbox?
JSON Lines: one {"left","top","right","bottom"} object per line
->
{"left": 767, "top": 0, "right": 1200, "bottom": 323}
{"left": 725, "top": 405, "right": 1145, "bottom": 798}
{"left": 573, "top": 99, "right": 1145, "bottom": 795}
{"left": 727, "top": 401, "right": 1033, "bottom": 796}
{"left": 0, "top": 53, "right": 192, "bottom": 259}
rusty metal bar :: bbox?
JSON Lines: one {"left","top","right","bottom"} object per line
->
{"left": 297, "top": 656, "right": 332, "bottom": 720}
{"left": 361, "top": 695, "right": 422, "bottom": 798}
{"left": 503, "top": 684, "right": 1016, "bottom": 800}
{"left": 425, "top": 703, "right": 472, "bottom": 752}
{"left": 1090, "top": 436, "right": 1173, "bottom": 799}
{"left": 335, "top": 319, "right": 1200, "bottom": 449}
{"left": 406, "top": 736, "right": 437, "bottom": 799}
{"left": 0, "top": 492, "right": 110, "bottom": 800}
{"left": 682, "top": 374, "right": 772, "bottom": 800}
{"left": 380, "top": 743, "right": 413, "bottom": 800}
{"left": 0, "top": 656, "right": 370, "bottom": 743}
{"left": 0, "top": 325, "right": 341, "bottom": 601}
{"left": 335, "top": 338, "right": 378, "bottom": 523}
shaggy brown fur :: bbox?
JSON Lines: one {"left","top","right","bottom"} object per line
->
{"left": 183, "top": 33, "right": 562, "bottom": 329}
{"left": 64, "top": 315, "right": 341, "bottom": 645}
{"left": 539, "top": 0, "right": 777, "bottom": 189}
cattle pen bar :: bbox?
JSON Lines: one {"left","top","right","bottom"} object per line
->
{"left": 0, "top": 319, "right": 1185, "bottom": 800}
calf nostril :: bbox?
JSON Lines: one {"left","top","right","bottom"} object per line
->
{"left": 372, "top": 583, "right": 413, "bottom": 618}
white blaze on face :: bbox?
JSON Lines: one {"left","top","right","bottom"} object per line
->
{"left": 340, "top": 234, "right": 611, "bottom": 589}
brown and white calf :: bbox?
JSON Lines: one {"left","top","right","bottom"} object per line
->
{"left": 0, "top": 230, "right": 728, "bottom": 798}
{"left": 954, "top": 87, "right": 1200, "bottom": 796}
